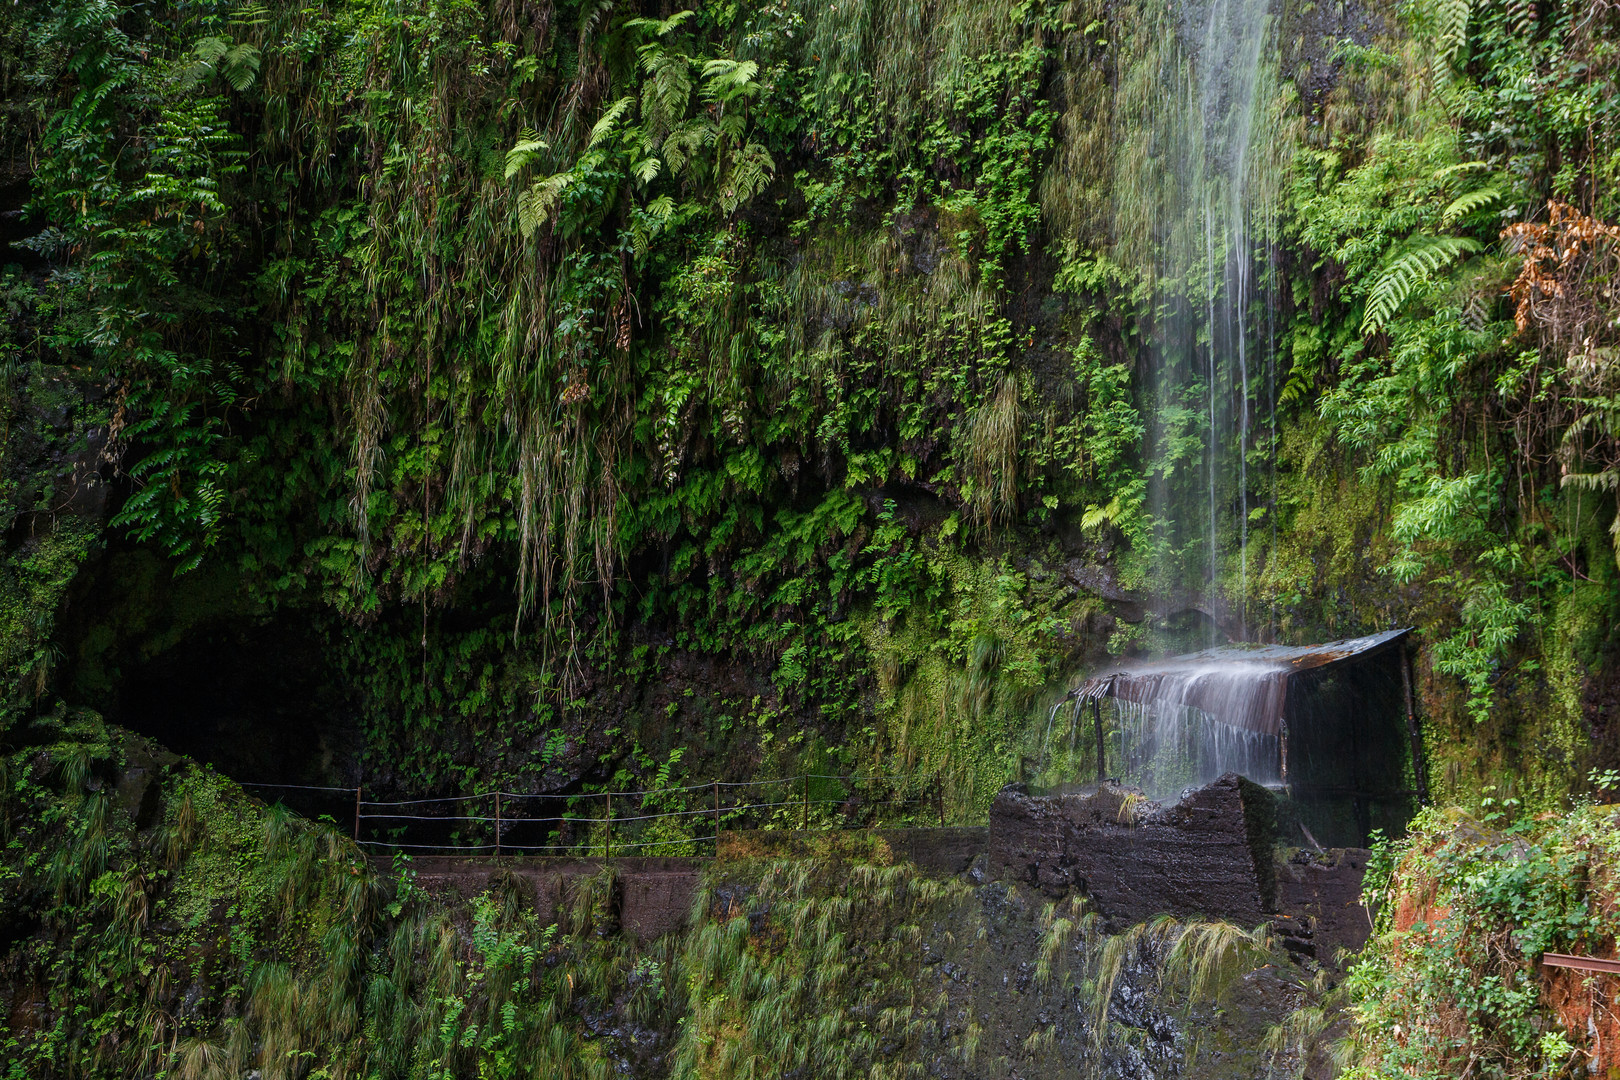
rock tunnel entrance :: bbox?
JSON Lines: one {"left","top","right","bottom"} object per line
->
{"left": 106, "top": 617, "right": 360, "bottom": 786}
{"left": 52, "top": 549, "right": 364, "bottom": 823}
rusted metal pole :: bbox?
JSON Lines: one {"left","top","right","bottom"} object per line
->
{"left": 1093, "top": 699, "right": 1106, "bottom": 783}
{"left": 494, "top": 792, "right": 502, "bottom": 857}
{"left": 713, "top": 780, "right": 720, "bottom": 854}
{"left": 1543, "top": 953, "right": 1620, "bottom": 974}
{"left": 353, "top": 783, "right": 362, "bottom": 842}
{"left": 1401, "top": 645, "right": 1429, "bottom": 804}
{"left": 605, "top": 790, "right": 612, "bottom": 860}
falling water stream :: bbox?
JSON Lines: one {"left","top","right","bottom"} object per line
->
{"left": 1149, "top": 0, "right": 1277, "bottom": 642}
{"left": 1043, "top": 2, "right": 1291, "bottom": 796}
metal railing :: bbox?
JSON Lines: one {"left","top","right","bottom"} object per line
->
{"left": 241, "top": 773, "right": 946, "bottom": 857}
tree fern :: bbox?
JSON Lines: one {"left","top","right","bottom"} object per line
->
{"left": 1361, "top": 235, "right": 1481, "bottom": 336}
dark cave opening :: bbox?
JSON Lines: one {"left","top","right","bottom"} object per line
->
{"left": 95, "top": 613, "right": 364, "bottom": 825}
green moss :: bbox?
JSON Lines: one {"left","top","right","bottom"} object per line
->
{"left": 0, "top": 520, "right": 95, "bottom": 718}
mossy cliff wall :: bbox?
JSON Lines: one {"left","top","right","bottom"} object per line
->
{"left": 13, "top": 0, "right": 1607, "bottom": 819}
{"left": 5, "top": 0, "right": 1620, "bottom": 1072}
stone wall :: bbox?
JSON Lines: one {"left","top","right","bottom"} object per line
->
{"left": 988, "top": 775, "right": 1280, "bottom": 926}
{"left": 989, "top": 776, "right": 1374, "bottom": 959}
{"left": 395, "top": 855, "right": 705, "bottom": 940}
{"left": 391, "top": 827, "right": 989, "bottom": 941}
{"left": 1277, "top": 846, "right": 1375, "bottom": 958}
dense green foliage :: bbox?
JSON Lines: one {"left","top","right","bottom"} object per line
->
{"left": 1261, "top": 0, "right": 1620, "bottom": 808}
{"left": 1322, "top": 793, "right": 1620, "bottom": 1078}
{"left": 1, "top": 0, "right": 1155, "bottom": 807}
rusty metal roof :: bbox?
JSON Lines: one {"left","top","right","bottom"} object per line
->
{"left": 1074, "top": 628, "right": 1411, "bottom": 736}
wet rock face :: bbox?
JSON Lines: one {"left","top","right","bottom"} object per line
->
{"left": 988, "top": 775, "right": 1278, "bottom": 926}
{"left": 912, "top": 879, "right": 1302, "bottom": 1080}
{"left": 1277, "top": 846, "right": 1374, "bottom": 958}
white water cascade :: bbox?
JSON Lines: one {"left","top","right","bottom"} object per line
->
{"left": 1147, "top": 0, "right": 1279, "bottom": 641}
{"left": 1048, "top": 658, "right": 1285, "bottom": 800}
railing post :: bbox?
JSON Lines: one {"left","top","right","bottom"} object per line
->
{"left": 354, "top": 784, "right": 362, "bottom": 843}
{"left": 802, "top": 774, "right": 809, "bottom": 832}
{"left": 605, "top": 790, "right": 612, "bottom": 860}
{"left": 494, "top": 792, "right": 502, "bottom": 857}
{"left": 712, "top": 780, "right": 720, "bottom": 855}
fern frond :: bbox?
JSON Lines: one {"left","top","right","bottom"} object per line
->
{"left": 1434, "top": 0, "right": 1473, "bottom": 65}
{"left": 192, "top": 35, "right": 230, "bottom": 65}
{"left": 180, "top": 36, "right": 260, "bottom": 91}
{"left": 1559, "top": 469, "right": 1620, "bottom": 493}
{"left": 1429, "top": 0, "right": 1474, "bottom": 92}
{"left": 1361, "top": 235, "right": 1481, "bottom": 336}
{"left": 516, "top": 173, "right": 572, "bottom": 238}
{"left": 639, "top": 51, "right": 692, "bottom": 140}
{"left": 1080, "top": 496, "right": 1123, "bottom": 531}
{"left": 701, "top": 58, "right": 760, "bottom": 103}
{"left": 717, "top": 141, "right": 773, "bottom": 214}
{"left": 588, "top": 96, "right": 636, "bottom": 150}
{"left": 220, "top": 42, "right": 260, "bottom": 91}
{"left": 662, "top": 118, "right": 713, "bottom": 178}
{"left": 1505, "top": 0, "right": 1538, "bottom": 37}
{"left": 625, "top": 10, "right": 695, "bottom": 38}
{"left": 633, "top": 157, "right": 661, "bottom": 184}
{"left": 504, "top": 129, "right": 549, "bottom": 179}
{"left": 1442, "top": 185, "right": 1502, "bottom": 226}
{"left": 229, "top": 2, "right": 270, "bottom": 26}
{"left": 577, "top": 0, "right": 616, "bottom": 43}
{"left": 179, "top": 36, "right": 227, "bottom": 90}
{"left": 1433, "top": 160, "right": 1490, "bottom": 180}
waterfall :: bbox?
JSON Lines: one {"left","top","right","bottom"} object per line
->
{"left": 1107, "top": 658, "right": 1284, "bottom": 798}
{"left": 1146, "top": 0, "right": 1277, "bottom": 640}
{"left": 1052, "top": 658, "right": 1286, "bottom": 799}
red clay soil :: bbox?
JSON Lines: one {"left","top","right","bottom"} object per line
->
{"left": 1545, "top": 955, "right": 1620, "bottom": 1075}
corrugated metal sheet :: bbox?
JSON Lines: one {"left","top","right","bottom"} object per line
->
{"left": 1074, "top": 628, "right": 1411, "bottom": 736}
